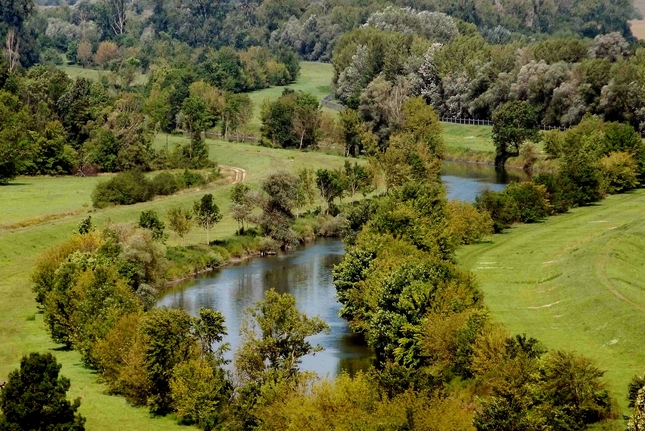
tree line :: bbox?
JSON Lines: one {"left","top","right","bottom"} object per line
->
{"left": 6, "top": 0, "right": 637, "bottom": 73}
{"left": 332, "top": 9, "right": 645, "bottom": 150}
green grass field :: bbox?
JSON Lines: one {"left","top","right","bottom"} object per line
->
{"left": 0, "top": 138, "right": 351, "bottom": 430}
{"left": 442, "top": 122, "right": 494, "bottom": 154}
{"left": 458, "top": 190, "right": 645, "bottom": 413}
{"left": 245, "top": 61, "right": 335, "bottom": 133}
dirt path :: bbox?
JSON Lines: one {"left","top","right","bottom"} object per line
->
{"left": 221, "top": 165, "right": 247, "bottom": 184}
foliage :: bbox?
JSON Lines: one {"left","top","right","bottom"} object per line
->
{"left": 139, "top": 210, "right": 166, "bottom": 242}
{"left": 91, "top": 170, "right": 153, "bottom": 208}
{"left": 256, "top": 171, "right": 300, "bottom": 245}
{"left": 492, "top": 101, "right": 539, "bottom": 169}
{"left": 260, "top": 90, "right": 321, "bottom": 149}
{"left": 193, "top": 194, "right": 222, "bottom": 245}
{"left": 235, "top": 289, "right": 329, "bottom": 385}
{"left": 599, "top": 151, "right": 640, "bottom": 194}
{"left": 151, "top": 172, "right": 179, "bottom": 196}
{"left": 503, "top": 182, "right": 551, "bottom": 223}
{"left": 166, "top": 207, "right": 192, "bottom": 246}
{"left": 447, "top": 200, "right": 494, "bottom": 245}
{"left": 0, "top": 353, "right": 85, "bottom": 431}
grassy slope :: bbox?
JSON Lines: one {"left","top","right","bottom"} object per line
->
{"left": 245, "top": 61, "right": 335, "bottom": 133}
{"left": 457, "top": 190, "right": 645, "bottom": 413}
{"left": 0, "top": 138, "right": 350, "bottom": 430}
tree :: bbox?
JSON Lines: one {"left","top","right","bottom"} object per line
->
{"left": 339, "top": 108, "right": 364, "bottom": 157}
{"left": 343, "top": 161, "right": 374, "bottom": 197}
{"left": 93, "top": 41, "right": 119, "bottom": 69}
{"left": 0, "top": 90, "right": 31, "bottom": 184}
{"left": 166, "top": 207, "right": 192, "bottom": 246}
{"left": 292, "top": 92, "right": 321, "bottom": 149}
{"left": 221, "top": 93, "right": 252, "bottom": 140}
{"left": 230, "top": 183, "right": 251, "bottom": 231}
{"left": 78, "top": 216, "right": 92, "bottom": 234}
{"left": 258, "top": 171, "right": 300, "bottom": 245}
{"left": 316, "top": 168, "right": 345, "bottom": 212}
{"left": 295, "top": 168, "right": 316, "bottom": 216}
{"left": 181, "top": 96, "right": 214, "bottom": 168}
{"left": 140, "top": 307, "right": 197, "bottom": 414}
{"left": 492, "top": 101, "right": 539, "bottom": 169}
{"left": 235, "top": 289, "right": 329, "bottom": 384}
{"left": 139, "top": 210, "right": 166, "bottom": 242}
{"left": 77, "top": 41, "right": 92, "bottom": 67}
{"left": 0, "top": 352, "right": 85, "bottom": 431}
{"left": 193, "top": 194, "right": 222, "bottom": 245}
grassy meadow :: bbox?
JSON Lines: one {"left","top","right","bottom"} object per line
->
{"left": 58, "top": 65, "right": 149, "bottom": 87}
{"left": 458, "top": 189, "right": 645, "bottom": 413}
{"left": 244, "top": 61, "right": 335, "bottom": 133}
{"left": 0, "top": 138, "right": 352, "bottom": 430}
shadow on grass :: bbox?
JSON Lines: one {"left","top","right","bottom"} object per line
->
{"left": 1, "top": 182, "right": 31, "bottom": 186}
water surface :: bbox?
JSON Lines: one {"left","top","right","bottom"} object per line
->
{"left": 157, "top": 162, "right": 521, "bottom": 377}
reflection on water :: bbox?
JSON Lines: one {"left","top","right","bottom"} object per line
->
{"left": 157, "top": 238, "right": 375, "bottom": 378}
{"left": 157, "top": 162, "right": 520, "bottom": 378}
{"left": 442, "top": 161, "right": 526, "bottom": 202}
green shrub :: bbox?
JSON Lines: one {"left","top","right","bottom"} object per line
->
{"left": 475, "top": 189, "right": 520, "bottom": 233}
{"left": 447, "top": 200, "right": 494, "bottom": 245}
{"left": 92, "top": 171, "right": 153, "bottom": 208}
{"left": 503, "top": 182, "right": 550, "bottom": 223}
{"left": 151, "top": 172, "right": 179, "bottom": 196}
{"left": 599, "top": 151, "right": 640, "bottom": 194}
{"left": 533, "top": 173, "right": 572, "bottom": 214}
{"left": 315, "top": 214, "right": 344, "bottom": 237}
{"left": 176, "top": 169, "right": 206, "bottom": 189}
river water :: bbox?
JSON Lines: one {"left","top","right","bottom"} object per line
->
{"left": 157, "top": 162, "right": 521, "bottom": 377}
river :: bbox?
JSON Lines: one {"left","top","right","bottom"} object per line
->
{"left": 157, "top": 162, "right": 522, "bottom": 377}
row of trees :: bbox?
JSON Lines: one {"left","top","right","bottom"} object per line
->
{"left": 28, "top": 213, "right": 338, "bottom": 429}
{"left": 481, "top": 115, "right": 645, "bottom": 232}
{"left": 0, "top": 52, "right": 276, "bottom": 183}
{"left": 333, "top": 14, "right": 645, "bottom": 147}
{"left": 26, "top": 0, "right": 637, "bottom": 73}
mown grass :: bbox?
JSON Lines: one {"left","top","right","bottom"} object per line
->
{"left": 0, "top": 137, "right": 351, "bottom": 430}
{"left": 457, "top": 189, "right": 645, "bottom": 414}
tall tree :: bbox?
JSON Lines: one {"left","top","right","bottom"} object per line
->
{"left": 0, "top": 353, "right": 86, "bottom": 431}
{"left": 235, "top": 289, "right": 329, "bottom": 384}
{"left": 193, "top": 194, "right": 222, "bottom": 245}
{"left": 166, "top": 206, "right": 192, "bottom": 246}
{"left": 492, "top": 101, "right": 539, "bottom": 169}
{"left": 181, "top": 96, "right": 214, "bottom": 167}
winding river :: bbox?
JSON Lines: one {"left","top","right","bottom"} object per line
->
{"left": 157, "top": 163, "right": 524, "bottom": 377}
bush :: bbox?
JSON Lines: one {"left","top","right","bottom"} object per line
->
{"left": 599, "top": 151, "right": 639, "bottom": 194}
{"left": 92, "top": 171, "right": 154, "bottom": 208}
{"left": 315, "top": 214, "right": 344, "bottom": 237}
{"left": 475, "top": 189, "right": 520, "bottom": 233}
{"left": 503, "top": 182, "right": 550, "bottom": 223}
{"left": 447, "top": 200, "right": 494, "bottom": 245}
{"left": 533, "top": 173, "right": 572, "bottom": 214}
{"left": 176, "top": 169, "right": 207, "bottom": 189}
{"left": 151, "top": 172, "right": 179, "bottom": 195}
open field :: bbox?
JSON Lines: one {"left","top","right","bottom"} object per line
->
{"left": 458, "top": 189, "right": 645, "bottom": 413}
{"left": 442, "top": 122, "right": 494, "bottom": 154}
{"left": 630, "top": 0, "right": 645, "bottom": 39}
{"left": 58, "top": 65, "right": 149, "bottom": 87}
{"left": 0, "top": 138, "right": 351, "bottom": 430}
{"left": 245, "top": 61, "right": 335, "bottom": 133}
